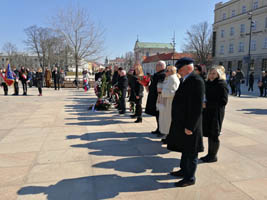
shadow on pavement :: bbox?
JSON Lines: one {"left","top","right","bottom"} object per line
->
{"left": 17, "top": 174, "right": 175, "bottom": 200}
{"left": 238, "top": 108, "right": 267, "bottom": 115}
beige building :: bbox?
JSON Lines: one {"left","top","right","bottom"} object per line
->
{"left": 213, "top": 0, "right": 267, "bottom": 78}
{"left": 134, "top": 40, "right": 173, "bottom": 64}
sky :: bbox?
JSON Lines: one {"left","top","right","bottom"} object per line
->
{"left": 0, "top": 0, "right": 227, "bottom": 63}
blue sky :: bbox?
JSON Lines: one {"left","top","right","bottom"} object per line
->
{"left": 0, "top": 0, "right": 226, "bottom": 62}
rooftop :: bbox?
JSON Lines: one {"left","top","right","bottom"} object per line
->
{"left": 142, "top": 52, "right": 194, "bottom": 63}
{"left": 135, "top": 41, "right": 173, "bottom": 49}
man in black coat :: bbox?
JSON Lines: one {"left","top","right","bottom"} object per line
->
{"left": 12, "top": 67, "right": 20, "bottom": 95}
{"left": 166, "top": 57, "right": 205, "bottom": 187}
{"left": 117, "top": 70, "right": 128, "bottom": 114}
{"left": 145, "top": 61, "right": 166, "bottom": 135}
{"left": 52, "top": 67, "right": 60, "bottom": 90}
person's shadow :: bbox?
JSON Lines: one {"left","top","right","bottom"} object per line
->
{"left": 17, "top": 174, "right": 176, "bottom": 200}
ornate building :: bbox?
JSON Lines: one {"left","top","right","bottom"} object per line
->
{"left": 134, "top": 40, "right": 173, "bottom": 64}
{"left": 213, "top": 0, "right": 267, "bottom": 78}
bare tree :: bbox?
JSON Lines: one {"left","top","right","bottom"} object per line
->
{"left": 51, "top": 5, "right": 104, "bottom": 81}
{"left": 124, "top": 51, "right": 135, "bottom": 71}
{"left": 2, "top": 42, "right": 18, "bottom": 66}
{"left": 183, "top": 21, "right": 212, "bottom": 65}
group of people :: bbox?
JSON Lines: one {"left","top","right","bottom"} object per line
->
{"left": 228, "top": 69, "right": 267, "bottom": 97}
{"left": 0, "top": 66, "right": 65, "bottom": 96}
{"left": 93, "top": 58, "right": 229, "bottom": 187}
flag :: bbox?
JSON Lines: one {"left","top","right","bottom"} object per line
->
{"left": 5, "top": 64, "right": 14, "bottom": 86}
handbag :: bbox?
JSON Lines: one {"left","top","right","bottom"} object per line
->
{"left": 258, "top": 81, "right": 263, "bottom": 87}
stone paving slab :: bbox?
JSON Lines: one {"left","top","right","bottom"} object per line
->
{"left": 0, "top": 86, "right": 267, "bottom": 200}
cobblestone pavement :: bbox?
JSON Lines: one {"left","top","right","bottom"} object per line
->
{"left": 0, "top": 86, "right": 267, "bottom": 200}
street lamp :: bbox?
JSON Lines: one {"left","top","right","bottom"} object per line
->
{"left": 246, "top": 12, "right": 253, "bottom": 86}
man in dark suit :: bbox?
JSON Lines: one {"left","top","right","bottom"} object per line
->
{"left": 166, "top": 57, "right": 205, "bottom": 187}
{"left": 117, "top": 70, "right": 128, "bottom": 114}
{"left": 52, "top": 67, "right": 60, "bottom": 90}
{"left": 145, "top": 61, "right": 166, "bottom": 136}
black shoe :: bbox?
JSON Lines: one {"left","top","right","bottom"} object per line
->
{"left": 157, "top": 133, "right": 164, "bottom": 137}
{"left": 204, "top": 157, "right": 218, "bottom": 163}
{"left": 130, "top": 114, "right": 137, "bottom": 119}
{"left": 161, "top": 138, "right": 167, "bottom": 144}
{"left": 174, "top": 179, "right": 195, "bottom": 187}
{"left": 151, "top": 130, "right": 159, "bottom": 135}
{"left": 200, "top": 154, "right": 210, "bottom": 162}
{"left": 170, "top": 170, "right": 184, "bottom": 178}
{"left": 119, "top": 111, "right": 125, "bottom": 114}
{"left": 134, "top": 117, "right": 142, "bottom": 123}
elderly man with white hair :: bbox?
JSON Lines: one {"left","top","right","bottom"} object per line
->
{"left": 117, "top": 69, "right": 128, "bottom": 114}
{"left": 145, "top": 60, "right": 166, "bottom": 136}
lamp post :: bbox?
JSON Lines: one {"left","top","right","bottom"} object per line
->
{"left": 172, "top": 31, "right": 176, "bottom": 65}
{"left": 246, "top": 12, "right": 253, "bottom": 86}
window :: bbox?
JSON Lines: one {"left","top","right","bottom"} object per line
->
{"left": 238, "top": 60, "right": 243, "bottom": 69}
{"left": 239, "top": 42, "right": 244, "bottom": 52}
{"left": 221, "top": 30, "right": 224, "bottom": 38}
{"left": 232, "top": 10, "right": 235, "bottom": 17}
{"left": 220, "top": 45, "right": 224, "bottom": 54}
{"left": 263, "top": 38, "right": 267, "bottom": 49}
{"left": 1, "top": 58, "right": 4, "bottom": 62}
{"left": 262, "top": 59, "right": 267, "bottom": 71}
{"left": 146, "top": 52, "right": 149, "bottom": 57}
{"left": 230, "top": 27, "right": 235, "bottom": 36}
{"left": 240, "top": 24, "right": 245, "bottom": 33}
{"left": 251, "top": 40, "right": 256, "bottom": 51}
{"left": 222, "top": 13, "right": 226, "bottom": 20}
{"left": 265, "top": 17, "right": 267, "bottom": 28}
{"left": 251, "top": 21, "right": 257, "bottom": 31}
{"left": 242, "top": 5, "right": 246, "bottom": 13}
{"left": 253, "top": 0, "right": 258, "bottom": 9}
{"left": 229, "top": 43, "right": 234, "bottom": 53}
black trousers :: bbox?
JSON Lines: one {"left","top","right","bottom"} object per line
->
{"left": 135, "top": 97, "right": 143, "bottom": 117}
{"left": 54, "top": 80, "right": 60, "bottom": 90}
{"left": 22, "top": 81, "right": 27, "bottom": 94}
{"left": 180, "top": 152, "right": 198, "bottom": 182}
{"left": 14, "top": 81, "right": 19, "bottom": 95}
{"left": 248, "top": 83, "right": 254, "bottom": 91}
{"left": 38, "top": 87, "right": 42, "bottom": 95}
{"left": 119, "top": 90, "right": 126, "bottom": 112}
{"left": 2, "top": 83, "right": 8, "bottom": 95}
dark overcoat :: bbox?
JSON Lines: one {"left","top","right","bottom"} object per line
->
{"left": 118, "top": 75, "right": 128, "bottom": 97}
{"left": 145, "top": 70, "right": 165, "bottom": 116}
{"left": 133, "top": 77, "right": 144, "bottom": 100}
{"left": 167, "top": 72, "right": 205, "bottom": 153}
{"left": 35, "top": 72, "right": 43, "bottom": 88}
{"left": 203, "top": 79, "right": 228, "bottom": 138}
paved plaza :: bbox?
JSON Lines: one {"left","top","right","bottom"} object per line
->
{"left": 0, "top": 86, "right": 267, "bottom": 200}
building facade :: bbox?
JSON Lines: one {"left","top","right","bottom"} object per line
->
{"left": 142, "top": 52, "right": 194, "bottom": 75}
{"left": 134, "top": 40, "right": 174, "bottom": 64}
{"left": 0, "top": 53, "right": 40, "bottom": 69}
{"left": 213, "top": 0, "right": 267, "bottom": 79}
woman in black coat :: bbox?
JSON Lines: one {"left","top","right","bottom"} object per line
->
{"left": 36, "top": 68, "right": 44, "bottom": 96}
{"left": 200, "top": 66, "right": 228, "bottom": 163}
{"left": 132, "top": 64, "right": 144, "bottom": 123}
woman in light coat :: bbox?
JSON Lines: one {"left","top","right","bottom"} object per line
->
{"left": 157, "top": 66, "right": 180, "bottom": 143}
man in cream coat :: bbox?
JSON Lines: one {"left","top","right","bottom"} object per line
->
{"left": 157, "top": 65, "right": 180, "bottom": 143}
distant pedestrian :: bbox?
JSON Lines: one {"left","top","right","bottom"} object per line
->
{"left": 258, "top": 71, "right": 265, "bottom": 97}
{"left": 12, "top": 67, "right": 19, "bottom": 95}
{"left": 201, "top": 66, "right": 228, "bottom": 163}
{"left": 132, "top": 64, "right": 144, "bottom": 123}
{"left": 59, "top": 69, "right": 65, "bottom": 88}
{"left": 235, "top": 68, "right": 245, "bottom": 97}
{"left": 248, "top": 72, "right": 254, "bottom": 92}
{"left": 0, "top": 68, "right": 8, "bottom": 95}
{"left": 262, "top": 71, "right": 267, "bottom": 97}
{"left": 117, "top": 70, "right": 128, "bottom": 114}
{"left": 36, "top": 68, "right": 43, "bottom": 96}
{"left": 19, "top": 66, "right": 28, "bottom": 95}
{"left": 229, "top": 71, "right": 236, "bottom": 95}
{"left": 52, "top": 67, "right": 60, "bottom": 90}
{"left": 44, "top": 67, "right": 52, "bottom": 88}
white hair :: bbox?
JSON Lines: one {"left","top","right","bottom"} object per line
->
{"left": 120, "top": 70, "right": 126, "bottom": 76}
{"left": 157, "top": 60, "right": 166, "bottom": 69}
